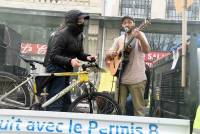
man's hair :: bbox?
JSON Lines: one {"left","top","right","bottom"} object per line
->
{"left": 121, "top": 16, "right": 135, "bottom": 23}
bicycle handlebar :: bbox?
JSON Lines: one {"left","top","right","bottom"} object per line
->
{"left": 82, "top": 62, "right": 97, "bottom": 71}
{"left": 82, "top": 62, "right": 106, "bottom": 72}
{"left": 20, "top": 54, "right": 105, "bottom": 72}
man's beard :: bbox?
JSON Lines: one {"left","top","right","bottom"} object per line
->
{"left": 123, "top": 27, "right": 133, "bottom": 33}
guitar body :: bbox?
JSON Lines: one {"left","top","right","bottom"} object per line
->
{"left": 105, "top": 39, "right": 124, "bottom": 76}
{"left": 105, "top": 54, "right": 122, "bottom": 76}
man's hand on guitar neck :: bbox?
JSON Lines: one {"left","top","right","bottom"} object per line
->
{"left": 132, "top": 28, "right": 150, "bottom": 53}
{"left": 132, "top": 28, "right": 142, "bottom": 40}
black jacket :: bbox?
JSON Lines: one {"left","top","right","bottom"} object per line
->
{"left": 44, "top": 10, "right": 90, "bottom": 71}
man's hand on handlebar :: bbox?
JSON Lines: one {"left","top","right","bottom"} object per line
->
{"left": 86, "top": 55, "right": 97, "bottom": 62}
{"left": 71, "top": 58, "right": 81, "bottom": 67}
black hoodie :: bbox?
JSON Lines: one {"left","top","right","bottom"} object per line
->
{"left": 44, "top": 10, "right": 90, "bottom": 71}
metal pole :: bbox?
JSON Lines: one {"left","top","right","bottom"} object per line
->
{"left": 101, "top": 22, "right": 106, "bottom": 67}
{"left": 181, "top": 0, "right": 187, "bottom": 87}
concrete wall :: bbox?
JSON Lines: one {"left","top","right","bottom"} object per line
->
{"left": 151, "top": 0, "right": 166, "bottom": 19}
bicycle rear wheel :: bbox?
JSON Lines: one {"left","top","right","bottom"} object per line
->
{"left": 0, "top": 71, "right": 31, "bottom": 109}
{"left": 68, "top": 92, "right": 121, "bottom": 115}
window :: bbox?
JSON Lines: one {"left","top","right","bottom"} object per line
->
{"left": 166, "top": 0, "right": 200, "bottom": 20}
{"left": 121, "top": 0, "right": 151, "bottom": 18}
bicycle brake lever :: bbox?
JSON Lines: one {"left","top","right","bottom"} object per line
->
{"left": 82, "top": 63, "right": 96, "bottom": 71}
{"left": 82, "top": 62, "right": 106, "bottom": 72}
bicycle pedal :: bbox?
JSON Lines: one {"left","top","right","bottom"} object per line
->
{"left": 40, "top": 93, "right": 49, "bottom": 96}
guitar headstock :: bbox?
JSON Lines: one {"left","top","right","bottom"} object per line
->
{"left": 138, "top": 18, "right": 151, "bottom": 31}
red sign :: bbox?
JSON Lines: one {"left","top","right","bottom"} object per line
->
{"left": 145, "top": 51, "right": 171, "bottom": 67}
{"left": 21, "top": 43, "right": 47, "bottom": 55}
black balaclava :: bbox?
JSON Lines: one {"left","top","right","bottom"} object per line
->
{"left": 64, "top": 10, "right": 89, "bottom": 36}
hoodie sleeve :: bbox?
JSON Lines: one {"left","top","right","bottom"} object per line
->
{"left": 49, "top": 34, "right": 72, "bottom": 67}
{"left": 76, "top": 46, "right": 90, "bottom": 61}
{"left": 76, "top": 35, "right": 90, "bottom": 61}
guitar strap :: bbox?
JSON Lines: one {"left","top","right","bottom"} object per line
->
{"left": 129, "top": 38, "right": 136, "bottom": 50}
{"left": 121, "top": 36, "right": 136, "bottom": 73}
{"left": 124, "top": 36, "right": 136, "bottom": 54}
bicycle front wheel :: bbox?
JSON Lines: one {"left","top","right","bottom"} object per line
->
{"left": 0, "top": 71, "right": 31, "bottom": 109}
{"left": 68, "top": 92, "right": 121, "bottom": 115}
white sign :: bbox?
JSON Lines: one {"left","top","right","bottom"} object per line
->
{"left": 171, "top": 50, "right": 180, "bottom": 70}
{"left": 0, "top": 109, "right": 190, "bottom": 134}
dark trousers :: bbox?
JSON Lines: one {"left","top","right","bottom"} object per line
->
{"left": 126, "top": 94, "right": 134, "bottom": 116}
{"left": 46, "top": 64, "right": 71, "bottom": 112}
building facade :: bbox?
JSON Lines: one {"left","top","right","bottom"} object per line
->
{"left": 120, "top": 0, "right": 200, "bottom": 20}
{"left": 120, "top": 0, "right": 200, "bottom": 51}
{"left": 0, "top": 0, "right": 104, "bottom": 72}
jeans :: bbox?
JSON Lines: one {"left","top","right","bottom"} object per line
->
{"left": 46, "top": 64, "right": 72, "bottom": 112}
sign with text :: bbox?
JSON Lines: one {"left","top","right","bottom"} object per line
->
{"left": 0, "top": 109, "right": 190, "bottom": 134}
{"left": 21, "top": 43, "right": 47, "bottom": 55}
{"left": 144, "top": 51, "right": 171, "bottom": 67}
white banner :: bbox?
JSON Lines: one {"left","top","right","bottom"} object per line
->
{"left": 0, "top": 109, "right": 190, "bottom": 134}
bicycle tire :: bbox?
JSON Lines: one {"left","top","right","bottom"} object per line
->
{"left": 0, "top": 71, "right": 31, "bottom": 109}
{"left": 68, "top": 92, "right": 122, "bottom": 115}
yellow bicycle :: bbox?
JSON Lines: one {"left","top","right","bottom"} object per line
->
{"left": 0, "top": 56, "right": 121, "bottom": 115}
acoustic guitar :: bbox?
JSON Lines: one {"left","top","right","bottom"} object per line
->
{"left": 105, "top": 18, "right": 150, "bottom": 76}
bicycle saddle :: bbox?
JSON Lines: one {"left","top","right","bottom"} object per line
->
{"left": 20, "top": 55, "right": 44, "bottom": 65}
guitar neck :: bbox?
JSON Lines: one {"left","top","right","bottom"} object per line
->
{"left": 125, "top": 35, "right": 135, "bottom": 47}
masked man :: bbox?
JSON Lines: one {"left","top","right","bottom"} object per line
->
{"left": 44, "top": 10, "right": 96, "bottom": 111}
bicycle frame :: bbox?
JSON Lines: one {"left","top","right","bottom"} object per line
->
{"left": 0, "top": 70, "right": 90, "bottom": 110}
{"left": 0, "top": 61, "right": 122, "bottom": 115}
{"left": 41, "top": 71, "right": 90, "bottom": 108}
